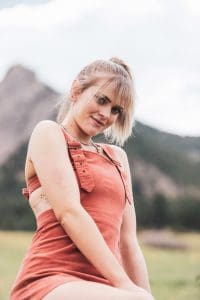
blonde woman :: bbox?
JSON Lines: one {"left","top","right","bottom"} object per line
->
{"left": 10, "top": 58, "right": 154, "bottom": 300}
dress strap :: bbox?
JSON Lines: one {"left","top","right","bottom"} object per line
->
{"left": 22, "top": 175, "right": 41, "bottom": 200}
{"left": 60, "top": 126, "right": 95, "bottom": 193}
{"left": 101, "top": 144, "right": 132, "bottom": 205}
{"left": 22, "top": 187, "right": 29, "bottom": 200}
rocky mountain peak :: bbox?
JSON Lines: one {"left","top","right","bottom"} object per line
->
{"left": 0, "top": 64, "right": 59, "bottom": 165}
{"left": 1, "top": 65, "right": 37, "bottom": 95}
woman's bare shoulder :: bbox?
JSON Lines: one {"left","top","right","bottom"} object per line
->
{"left": 27, "top": 120, "right": 67, "bottom": 160}
{"left": 30, "top": 120, "right": 60, "bottom": 136}
{"left": 29, "top": 120, "right": 63, "bottom": 144}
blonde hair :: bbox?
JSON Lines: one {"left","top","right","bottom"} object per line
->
{"left": 56, "top": 57, "right": 135, "bottom": 146}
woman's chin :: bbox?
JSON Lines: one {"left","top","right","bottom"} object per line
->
{"left": 86, "top": 127, "right": 103, "bottom": 137}
{"left": 80, "top": 122, "right": 106, "bottom": 137}
{"left": 89, "top": 129, "right": 101, "bottom": 137}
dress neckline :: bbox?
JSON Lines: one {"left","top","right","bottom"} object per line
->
{"left": 82, "top": 145, "right": 114, "bottom": 165}
{"left": 59, "top": 124, "right": 113, "bottom": 163}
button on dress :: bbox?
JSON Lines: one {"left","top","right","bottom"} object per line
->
{"left": 10, "top": 126, "right": 132, "bottom": 300}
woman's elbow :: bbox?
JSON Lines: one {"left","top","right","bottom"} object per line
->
{"left": 55, "top": 204, "right": 83, "bottom": 226}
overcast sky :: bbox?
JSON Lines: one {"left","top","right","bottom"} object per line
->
{"left": 0, "top": 0, "right": 199, "bottom": 137}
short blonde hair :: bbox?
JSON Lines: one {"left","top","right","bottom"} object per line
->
{"left": 56, "top": 57, "right": 135, "bottom": 146}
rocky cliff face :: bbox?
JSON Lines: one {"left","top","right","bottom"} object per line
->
{"left": 0, "top": 65, "right": 59, "bottom": 165}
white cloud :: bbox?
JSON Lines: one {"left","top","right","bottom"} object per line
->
{"left": 135, "top": 68, "right": 200, "bottom": 136}
{"left": 99, "top": 0, "right": 163, "bottom": 24}
{"left": 0, "top": 0, "right": 199, "bottom": 136}
{"left": 0, "top": 0, "right": 101, "bottom": 30}
{"left": 0, "top": 0, "right": 163, "bottom": 30}
{"left": 182, "top": 0, "right": 200, "bottom": 16}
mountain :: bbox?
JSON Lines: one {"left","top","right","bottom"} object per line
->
{"left": 0, "top": 64, "right": 59, "bottom": 165}
{"left": 124, "top": 122, "right": 200, "bottom": 199}
{"left": 0, "top": 65, "right": 199, "bottom": 230}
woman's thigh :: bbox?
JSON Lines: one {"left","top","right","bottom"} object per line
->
{"left": 42, "top": 280, "right": 152, "bottom": 300}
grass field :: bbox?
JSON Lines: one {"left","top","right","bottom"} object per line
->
{"left": 0, "top": 230, "right": 200, "bottom": 300}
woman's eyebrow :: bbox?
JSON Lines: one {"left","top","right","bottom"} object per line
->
{"left": 100, "top": 93, "right": 111, "bottom": 103}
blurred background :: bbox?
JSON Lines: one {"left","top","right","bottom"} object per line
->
{"left": 0, "top": 1, "right": 200, "bottom": 299}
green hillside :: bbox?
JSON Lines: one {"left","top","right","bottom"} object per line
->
{"left": 124, "top": 122, "right": 200, "bottom": 186}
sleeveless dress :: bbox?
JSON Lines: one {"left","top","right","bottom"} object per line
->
{"left": 10, "top": 126, "right": 132, "bottom": 300}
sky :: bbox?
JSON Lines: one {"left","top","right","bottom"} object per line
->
{"left": 0, "top": 0, "right": 199, "bottom": 137}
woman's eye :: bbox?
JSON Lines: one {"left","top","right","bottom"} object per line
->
{"left": 111, "top": 107, "right": 123, "bottom": 115}
{"left": 96, "top": 97, "right": 107, "bottom": 104}
{"left": 94, "top": 95, "right": 123, "bottom": 115}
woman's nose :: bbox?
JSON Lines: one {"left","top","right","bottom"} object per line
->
{"left": 99, "top": 107, "right": 111, "bottom": 118}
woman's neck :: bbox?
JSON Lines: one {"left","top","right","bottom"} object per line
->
{"left": 61, "top": 117, "right": 92, "bottom": 144}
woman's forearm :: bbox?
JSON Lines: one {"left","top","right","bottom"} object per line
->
{"left": 59, "top": 206, "right": 131, "bottom": 287}
{"left": 120, "top": 240, "right": 152, "bottom": 293}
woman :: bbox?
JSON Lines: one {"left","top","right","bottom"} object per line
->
{"left": 10, "top": 57, "right": 154, "bottom": 300}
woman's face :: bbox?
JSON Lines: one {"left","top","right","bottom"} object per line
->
{"left": 71, "top": 79, "right": 124, "bottom": 138}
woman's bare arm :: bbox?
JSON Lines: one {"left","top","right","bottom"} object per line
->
{"left": 28, "top": 120, "right": 133, "bottom": 287}
{"left": 113, "top": 146, "right": 152, "bottom": 293}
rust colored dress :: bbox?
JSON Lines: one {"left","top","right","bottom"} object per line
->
{"left": 10, "top": 126, "right": 132, "bottom": 300}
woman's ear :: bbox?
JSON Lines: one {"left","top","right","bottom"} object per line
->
{"left": 70, "top": 80, "right": 81, "bottom": 102}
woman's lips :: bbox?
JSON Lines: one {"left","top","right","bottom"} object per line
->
{"left": 91, "top": 117, "right": 105, "bottom": 127}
